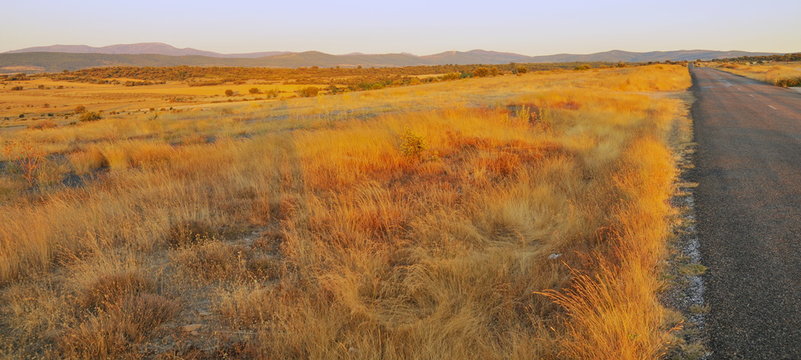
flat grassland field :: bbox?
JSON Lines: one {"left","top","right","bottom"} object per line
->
{"left": 711, "top": 61, "right": 801, "bottom": 87}
{"left": 0, "top": 64, "right": 691, "bottom": 359}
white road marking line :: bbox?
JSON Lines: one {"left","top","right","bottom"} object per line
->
{"left": 768, "top": 105, "right": 777, "bottom": 110}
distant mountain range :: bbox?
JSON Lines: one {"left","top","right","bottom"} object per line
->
{"left": 0, "top": 42, "right": 784, "bottom": 73}
{"left": 6, "top": 42, "right": 288, "bottom": 58}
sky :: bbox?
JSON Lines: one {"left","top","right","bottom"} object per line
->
{"left": 2, "top": 0, "right": 799, "bottom": 55}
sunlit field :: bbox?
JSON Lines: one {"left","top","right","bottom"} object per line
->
{"left": 0, "top": 64, "right": 690, "bottom": 359}
{"left": 710, "top": 62, "right": 801, "bottom": 87}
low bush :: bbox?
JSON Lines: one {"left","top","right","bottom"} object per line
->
{"left": 265, "top": 89, "right": 280, "bottom": 98}
{"left": 296, "top": 86, "right": 320, "bottom": 97}
{"left": 79, "top": 112, "right": 102, "bottom": 122}
{"left": 775, "top": 77, "right": 801, "bottom": 87}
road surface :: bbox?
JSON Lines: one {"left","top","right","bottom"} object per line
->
{"left": 691, "top": 66, "right": 801, "bottom": 359}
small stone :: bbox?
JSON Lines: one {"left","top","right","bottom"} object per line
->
{"left": 548, "top": 253, "right": 562, "bottom": 260}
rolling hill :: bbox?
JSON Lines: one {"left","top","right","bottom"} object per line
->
{"left": 0, "top": 43, "right": 785, "bottom": 73}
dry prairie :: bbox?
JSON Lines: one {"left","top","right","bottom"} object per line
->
{"left": 0, "top": 64, "right": 691, "bottom": 359}
{"left": 710, "top": 61, "right": 801, "bottom": 87}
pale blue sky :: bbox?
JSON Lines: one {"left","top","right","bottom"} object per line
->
{"left": 2, "top": 0, "right": 799, "bottom": 55}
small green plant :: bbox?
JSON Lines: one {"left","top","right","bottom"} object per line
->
{"left": 399, "top": 130, "right": 425, "bottom": 158}
{"left": 79, "top": 112, "right": 102, "bottom": 122}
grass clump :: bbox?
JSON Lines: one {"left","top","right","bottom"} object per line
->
{"left": 58, "top": 294, "right": 178, "bottom": 359}
{"left": 79, "top": 112, "right": 102, "bottom": 122}
{"left": 399, "top": 130, "right": 425, "bottom": 158}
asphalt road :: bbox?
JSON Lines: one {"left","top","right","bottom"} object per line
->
{"left": 691, "top": 66, "right": 801, "bottom": 359}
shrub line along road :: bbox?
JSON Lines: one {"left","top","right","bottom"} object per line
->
{"left": 691, "top": 65, "right": 801, "bottom": 359}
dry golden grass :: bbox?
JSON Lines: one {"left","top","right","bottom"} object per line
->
{"left": 711, "top": 61, "right": 801, "bottom": 87}
{"left": 0, "top": 64, "right": 690, "bottom": 359}
{"left": 0, "top": 77, "right": 327, "bottom": 119}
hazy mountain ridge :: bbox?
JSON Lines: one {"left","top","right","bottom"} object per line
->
{"left": 0, "top": 43, "right": 784, "bottom": 73}
{"left": 6, "top": 42, "right": 288, "bottom": 58}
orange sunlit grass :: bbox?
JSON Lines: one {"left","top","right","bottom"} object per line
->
{"left": 712, "top": 62, "right": 801, "bottom": 87}
{"left": 0, "top": 64, "right": 690, "bottom": 359}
